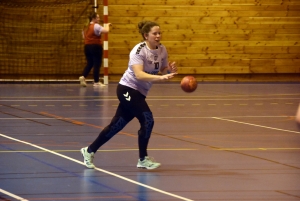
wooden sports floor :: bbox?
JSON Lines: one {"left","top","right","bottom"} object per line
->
{"left": 0, "top": 82, "right": 300, "bottom": 201}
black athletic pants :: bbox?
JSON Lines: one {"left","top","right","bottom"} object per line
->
{"left": 89, "top": 84, "right": 154, "bottom": 159}
{"left": 82, "top": 44, "right": 103, "bottom": 83}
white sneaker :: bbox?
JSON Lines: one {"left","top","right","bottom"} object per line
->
{"left": 137, "top": 156, "right": 161, "bottom": 170}
{"left": 80, "top": 147, "right": 95, "bottom": 168}
{"left": 93, "top": 82, "right": 106, "bottom": 87}
{"left": 79, "top": 76, "right": 87, "bottom": 87}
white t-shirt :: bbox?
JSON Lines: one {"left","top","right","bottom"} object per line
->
{"left": 93, "top": 23, "right": 102, "bottom": 36}
{"left": 119, "top": 42, "right": 169, "bottom": 96}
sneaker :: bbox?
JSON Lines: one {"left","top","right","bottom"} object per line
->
{"left": 93, "top": 82, "right": 106, "bottom": 87}
{"left": 80, "top": 147, "right": 95, "bottom": 168}
{"left": 79, "top": 76, "right": 87, "bottom": 87}
{"left": 137, "top": 156, "right": 161, "bottom": 170}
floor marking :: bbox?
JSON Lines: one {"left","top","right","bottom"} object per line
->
{"left": 40, "top": 112, "right": 84, "bottom": 126}
{"left": 0, "top": 115, "right": 295, "bottom": 120}
{"left": 214, "top": 148, "right": 300, "bottom": 151}
{"left": 0, "top": 188, "right": 28, "bottom": 201}
{"left": 212, "top": 117, "right": 300, "bottom": 134}
{"left": 40, "top": 112, "right": 136, "bottom": 138}
{"left": 0, "top": 133, "right": 194, "bottom": 201}
{"left": 176, "top": 104, "right": 185, "bottom": 106}
{"left": 276, "top": 190, "right": 300, "bottom": 199}
{"left": 1, "top": 97, "right": 300, "bottom": 101}
{"left": 1, "top": 93, "right": 299, "bottom": 99}
{"left": 0, "top": 111, "right": 51, "bottom": 126}
{"left": 2, "top": 147, "right": 300, "bottom": 153}
{"left": 0, "top": 148, "right": 198, "bottom": 153}
{"left": 1, "top": 102, "right": 297, "bottom": 108}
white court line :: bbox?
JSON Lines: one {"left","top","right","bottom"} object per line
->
{"left": 212, "top": 117, "right": 300, "bottom": 134}
{"left": 0, "top": 133, "right": 194, "bottom": 201}
{"left": 0, "top": 188, "right": 28, "bottom": 201}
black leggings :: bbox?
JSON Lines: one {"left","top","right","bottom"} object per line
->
{"left": 89, "top": 84, "right": 154, "bottom": 159}
{"left": 82, "top": 44, "right": 103, "bottom": 83}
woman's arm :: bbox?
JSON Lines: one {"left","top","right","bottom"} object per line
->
{"left": 132, "top": 64, "right": 176, "bottom": 82}
{"left": 101, "top": 23, "right": 112, "bottom": 33}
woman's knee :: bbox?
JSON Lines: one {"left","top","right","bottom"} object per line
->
{"left": 138, "top": 111, "right": 154, "bottom": 139}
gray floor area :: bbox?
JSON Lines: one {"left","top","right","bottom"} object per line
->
{"left": 0, "top": 82, "right": 300, "bottom": 201}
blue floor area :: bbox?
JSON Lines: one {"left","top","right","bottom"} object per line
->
{"left": 0, "top": 82, "right": 300, "bottom": 201}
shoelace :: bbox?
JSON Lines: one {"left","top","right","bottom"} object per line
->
{"left": 146, "top": 156, "right": 157, "bottom": 162}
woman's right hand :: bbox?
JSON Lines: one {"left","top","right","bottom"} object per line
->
{"left": 161, "top": 72, "right": 177, "bottom": 80}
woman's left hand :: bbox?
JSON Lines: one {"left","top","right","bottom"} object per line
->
{"left": 168, "top": 61, "right": 177, "bottom": 73}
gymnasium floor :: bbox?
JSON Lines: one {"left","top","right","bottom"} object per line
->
{"left": 0, "top": 82, "right": 300, "bottom": 201}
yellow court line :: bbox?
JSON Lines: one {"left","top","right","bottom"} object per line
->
{"left": 2, "top": 148, "right": 300, "bottom": 153}
{"left": 214, "top": 148, "right": 300, "bottom": 151}
{"left": 0, "top": 148, "right": 198, "bottom": 153}
{"left": 1, "top": 93, "right": 299, "bottom": 99}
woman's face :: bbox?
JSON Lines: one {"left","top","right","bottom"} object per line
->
{"left": 92, "top": 14, "right": 100, "bottom": 23}
{"left": 145, "top": 26, "right": 161, "bottom": 49}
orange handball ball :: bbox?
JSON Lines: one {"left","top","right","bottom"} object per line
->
{"left": 180, "top": 76, "right": 198, "bottom": 93}
{"left": 296, "top": 103, "right": 300, "bottom": 124}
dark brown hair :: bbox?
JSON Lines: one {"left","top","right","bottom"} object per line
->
{"left": 138, "top": 21, "right": 159, "bottom": 40}
{"left": 88, "top": 12, "right": 98, "bottom": 22}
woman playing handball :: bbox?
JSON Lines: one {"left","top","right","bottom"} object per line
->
{"left": 81, "top": 20, "right": 177, "bottom": 169}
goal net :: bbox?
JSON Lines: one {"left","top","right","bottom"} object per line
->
{"left": 0, "top": 0, "right": 99, "bottom": 81}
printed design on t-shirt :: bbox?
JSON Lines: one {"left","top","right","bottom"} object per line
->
{"left": 145, "top": 50, "right": 161, "bottom": 72}
{"left": 136, "top": 42, "right": 146, "bottom": 55}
